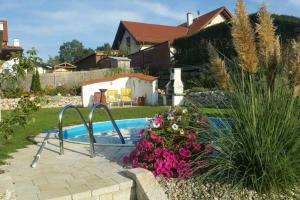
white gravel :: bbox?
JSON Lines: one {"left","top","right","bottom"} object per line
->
{"left": 157, "top": 176, "right": 299, "bottom": 200}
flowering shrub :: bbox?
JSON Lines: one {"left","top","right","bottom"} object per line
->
{"left": 123, "top": 108, "right": 213, "bottom": 178}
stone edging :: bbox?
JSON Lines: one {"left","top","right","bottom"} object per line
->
{"left": 124, "top": 168, "right": 168, "bottom": 200}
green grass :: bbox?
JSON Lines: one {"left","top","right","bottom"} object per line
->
{"left": 0, "top": 106, "right": 223, "bottom": 163}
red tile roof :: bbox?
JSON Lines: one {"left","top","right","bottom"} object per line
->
{"left": 122, "top": 21, "right": 188, "bottom": 44}
{"left": 0, "top": 45, "right": 22, "bottom": 49}
{"left": 112, "top": 6, "right": 232, "bottom": 49}
{"left": 185, "top": 7, "right": 232, "bottom": 34}
{"left": 81, "top": 73, "right": 157, "bottom": 85}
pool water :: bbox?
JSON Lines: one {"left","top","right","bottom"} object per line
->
{"left": 63, "top": 118, "right": 150, "bottom": 144}
{"left": 63, "top": 117, "right": 230, "bottom": 145}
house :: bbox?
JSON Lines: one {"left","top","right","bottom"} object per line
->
{"left": 53, "top": 62, "right": 76, "bottom": 72}
{"left": 112, "top": 7, "right": 232, "bottom": 71}
{"left": 74, "top": 50, "right": 119, "bottom": 71}
{"left": 0, "top": 20, "right": 22, "bottom": 61}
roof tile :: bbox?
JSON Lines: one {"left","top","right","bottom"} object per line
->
{"left": 81, "top": 73, "right": 157, "bottom": 85}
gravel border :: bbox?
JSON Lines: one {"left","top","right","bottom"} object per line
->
{"left": 157, "top": 176, "right": 299, "bottom": 200}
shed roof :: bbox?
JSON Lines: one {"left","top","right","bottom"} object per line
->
{"left": 81, "top": 73, "right": 157, "bottom": 85}
{"left": 53, "top": 62, "right": 77, "bottom": 69}
{"left": 107, "top": 56, "right": 131, "bottom": 61}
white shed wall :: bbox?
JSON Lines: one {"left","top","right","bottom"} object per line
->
{"left": 82, "top": 77, "right": 158, "bottom": 107}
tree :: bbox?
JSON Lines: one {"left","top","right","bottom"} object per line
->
{"left": 47, "top": 55, "right": 60, "bottom": 66}
{"left": 0, "top": 48, "right": 41, "bottom": 142}
{"left": 31, "top": 69, "right": 41, "bottom": 93}
{"left": 96, "top": 43, "right": 112, "bottom": 52}
{"left": 58, "top": 40, "right": 94, "bottom": 63}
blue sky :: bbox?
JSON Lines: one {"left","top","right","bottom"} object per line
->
{"left": 1, "top": 0, "right": 300, "bottom": 61}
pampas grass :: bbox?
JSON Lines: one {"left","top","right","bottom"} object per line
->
{"left": 231, "top": 0, "right": 258, "bottom": 73}
{"left": 207, "top": 43, "right": 231, "bottom": 89}
{"left": 196, "top": 0, "right": 300, "bottom": 198}
{"left": 290, "top": 40, "right": 300, "bottom": 96}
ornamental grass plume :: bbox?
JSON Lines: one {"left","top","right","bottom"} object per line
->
{"left": 290, "top": 39, "right": 300, "bottom": 96}
{"left": 207, "top": 43, "right": 231, "bottom": 89}
{"left": 231, "top": 0, "right": 258, "bottom": 73}
{"left": 256, "top": 4, "right": 281, "bottom": 90}
{"left": 256, "top": 4, "right": 276, "bottom": 60}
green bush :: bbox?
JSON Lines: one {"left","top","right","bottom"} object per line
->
{"left": 173, "top": 14, "right": 300, "bottom": 65}
{"left": 0, "top": 97, "right": 40, "bottom": 143}
{"left": 104, "top": 67, "right": 134, "bottom": 77}
{"left": 43, "top": 85, "right": 72, "bottom": 96}
{"left": 31, "top": 70, "right": 42, "bottom": 93}
{"left": 43, "top": 85, "right": 56, "bottom": 96}
{"left": 55, "top": 85, "right": 68, "bottom": 96}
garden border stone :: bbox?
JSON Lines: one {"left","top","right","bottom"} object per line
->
{"left": 123, "top": 168, "right": 168, "bottom": 200}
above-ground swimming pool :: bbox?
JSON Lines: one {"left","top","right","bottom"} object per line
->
{"left": 62, "top": 117, "right": 229, "bottom": 145}
{"left": 63, "top": 118, "right": 150, "bottom": 145}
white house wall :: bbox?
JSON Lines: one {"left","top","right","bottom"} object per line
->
{"left": 119, "top": 30, "right": 141, "bottom": 54}
{"left": 205, "top": 14, "right": 226, "bottom": 29}
{"left": 81, "top": 77, "right": 158, "bottom": 107}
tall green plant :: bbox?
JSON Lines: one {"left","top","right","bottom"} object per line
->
{"left": 31, "top": 69, "right": 42, "bottom": 93}
{"left": 200, "top": 72, "right": 300, "bottom": 197}
{"left": 195, "top": 1, "right": 300, "bottom": 198}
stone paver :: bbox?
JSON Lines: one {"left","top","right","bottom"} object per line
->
{"left": 0, "top": 133, "right": 135, "bottom": 200}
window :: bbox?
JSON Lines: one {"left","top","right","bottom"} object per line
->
{"left": 126, "top": 36, "right": 131, "bottom": 47}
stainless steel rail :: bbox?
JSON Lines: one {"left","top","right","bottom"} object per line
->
{"left": 58, "top": 104, "right": 94, "bottom": 157}
{"left": 31, "top": 132, "right": 51, "bottom": 168}
{"left": 89, "top": 103, "right": 125, "bottom": 157}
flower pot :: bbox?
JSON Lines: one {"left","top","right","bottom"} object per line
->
{"left": 138, "top": 96, "right": 146, "bottom": 106}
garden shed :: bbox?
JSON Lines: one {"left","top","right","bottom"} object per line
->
{"left": 81, "top": 73, "right": 158, "bottom": 107}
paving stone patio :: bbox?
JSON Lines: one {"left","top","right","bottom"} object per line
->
{"left": 0, "top": 133, "right": 135, "bottom": 200}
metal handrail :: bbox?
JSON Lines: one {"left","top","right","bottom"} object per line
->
{"left": 31, "top": 132, "right": 51, "bottom": 168}
{"left": 89, "top": 103, "right": 125, "bottom": 157}
{"left": 58, "top": 104, "right": 95, "bottom": 157}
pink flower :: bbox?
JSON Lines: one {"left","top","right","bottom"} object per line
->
{"left": 193, "top": 143, "right": 202, "bottom": 151}
{"left": 149, "top": 153, "right": 155, "bottom": 160}
{"left": 205, "top": 145, "right": 214, "bottom": 153}
{"left": 123, "top": 156, "right": 129, "bottom": 164}
{"left": 132, "top": 158, "right": 139, "bottom": 168}
{"left": 187, "top": 132, "right": 196, "bottom": 141}
{"left": 186, "top": 143, "right": 192, "bottom": 149}
{"left": 147, "top": 142, "right": 154, "bottom": 150}
{"left": 139, "top": 128, "right": 145, "bottom": 136}
{"left": 165, "top": 170, "right": 174, "bottom": 177}
{"left": 154, "top": 148, "right": 161, "bottom": 156}
{"left": 156, "top": 136, "right": 164, "bottom": 143}
{"left": 150, "top": 132, "right": 158, "bottom": 140}
{"left": 179, "top": 148, "right": 192, "bottom": 158}
{"left": 153, "top": 115, "right": 163, "bottom": 125}
{"left": 143, "top": 154, "right": 148, "bottom": 161}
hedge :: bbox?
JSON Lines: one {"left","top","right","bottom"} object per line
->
{"left": 173, "top": 14, "right": 300, "bottom": 65}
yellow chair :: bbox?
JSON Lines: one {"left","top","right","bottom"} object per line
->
{"left": 120, "top": 88, "right": 133, "bottom": 106}
{"left": 106, "top": 90, "right": 120, "bottom": 107}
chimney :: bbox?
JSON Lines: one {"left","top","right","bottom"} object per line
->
{"left": 13, "top": 39, "right": 20, "bottom": 47}
{"left": 187, "top": 12, "right": 193, "bottom": 26}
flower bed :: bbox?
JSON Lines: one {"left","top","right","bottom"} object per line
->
{"left": 123, "top": 108, "right": 213, "bottom": 178}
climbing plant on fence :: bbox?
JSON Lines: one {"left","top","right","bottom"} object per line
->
{"left": 173, "top": 14, "right": 300, "bottom": 65}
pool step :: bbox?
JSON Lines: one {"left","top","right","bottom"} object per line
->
{"left": 36, "top": 173, "right": 135, "bottom": 200}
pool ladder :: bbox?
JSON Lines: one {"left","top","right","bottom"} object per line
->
{"left": 31, "top": 103, "right": 125, "bottom": 168}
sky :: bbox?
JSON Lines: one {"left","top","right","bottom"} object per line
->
{"left": 1, "top": 0, "right": 300, "bottom": 62}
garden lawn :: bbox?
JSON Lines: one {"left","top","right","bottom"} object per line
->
{"left": 0, "top": 106, "right": 226, "bottom": 163}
